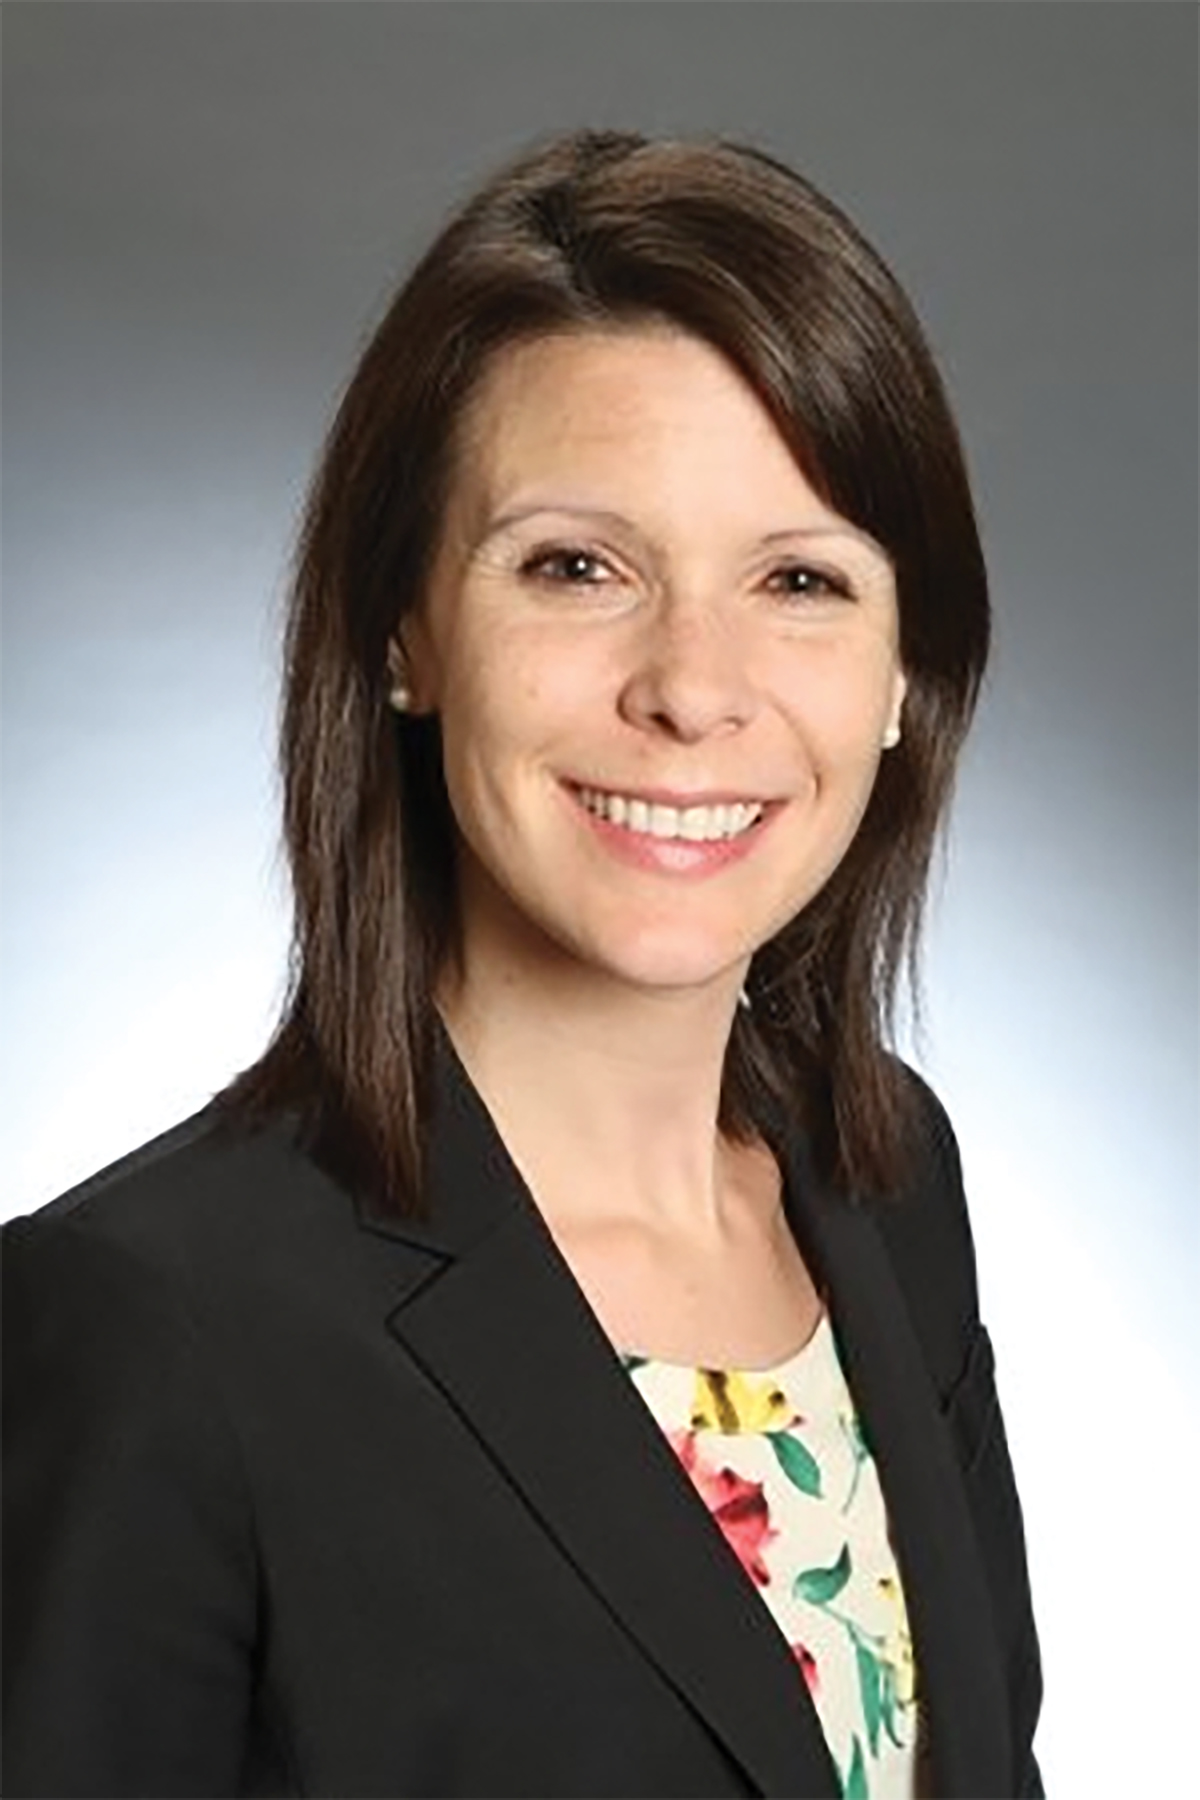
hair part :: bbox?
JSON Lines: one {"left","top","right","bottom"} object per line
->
{"left": 215, "top": 126, "right": 990, "bottom": 1214}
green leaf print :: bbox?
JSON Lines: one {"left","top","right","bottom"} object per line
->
{"left": 880, "top": 1660, "right": 904, "bottom": 1750}
{"left": 842, "top": 1732, "right": 869, "bottom": 1800}
{"left": 793, "top": 1542, "right": 851, "bottom": 1605}
{"left": 838, "top": 1411, "right": 870, "bottom": 1514}
{"left": 855, "top": 1640, "right": 884, "bottom": 1758}
{"left": 767, "top": 1429, "right": 823, "bottom": 1498}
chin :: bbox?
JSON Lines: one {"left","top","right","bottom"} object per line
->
{"left": 548, "top": 918, "right": 758, "bottom": 999}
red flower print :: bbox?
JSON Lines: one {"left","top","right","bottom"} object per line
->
{"left": 669, "top": 1429, "right": 777, "bottom": 1587}
{"left": 790, "top": 1642, "right": 820, "bottom": 1697}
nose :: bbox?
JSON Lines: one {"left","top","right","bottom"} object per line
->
{"left": 617, "top": 601, "right": 758, "bottom": 743}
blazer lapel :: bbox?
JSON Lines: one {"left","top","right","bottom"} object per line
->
{"left": 359, "top": 1019, "right": 839, "bottom": 1800}
{"left": 776, "top": 1124, "right": 1014, "bottom": 1799}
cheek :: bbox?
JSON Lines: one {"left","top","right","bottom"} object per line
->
{"left": 777, "top": 641, "right": 897, "bottom": 768}
{"left": 437, "top": 638, "right": 579, "bottom": 821}
{"left": 459, "top": 624, "right": 602, "bottom": 742}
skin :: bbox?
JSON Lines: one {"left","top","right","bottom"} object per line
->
{"left": 392, "top": 324, "right": 906, "bottom": 1365}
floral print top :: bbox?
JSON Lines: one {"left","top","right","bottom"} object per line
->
{"left": 620, "top": 1313, "right": 924, "bottom": 1800}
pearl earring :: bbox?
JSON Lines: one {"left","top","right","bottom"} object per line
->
{"left": 388, "top": 681, "right": 412, "bottom": 713}
{"left": 882, "top": 722, "right": 901, "bottom": 749}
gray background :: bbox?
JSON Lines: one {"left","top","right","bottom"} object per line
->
{"left": 3, "top": 4, "right": 1197, "bottom": 1792}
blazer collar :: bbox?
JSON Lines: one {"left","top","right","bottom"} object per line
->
{"left": 356, "top": 1016, "right": 1011, "bottom": 1797}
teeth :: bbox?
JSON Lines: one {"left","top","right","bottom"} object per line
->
{"left": 577, "top": 787, "right": 764, "bottom": 841}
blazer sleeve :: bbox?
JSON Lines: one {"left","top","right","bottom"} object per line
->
{"left": 903, "top": 1076, "right": 1047, "bottom": 1800}
{"left": 2, "top": 1210, "right": 261, "bottom": 1798}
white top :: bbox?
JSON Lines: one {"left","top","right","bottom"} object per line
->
{"left": 620, "top": 1313, "right": 925, "bottom": 1799}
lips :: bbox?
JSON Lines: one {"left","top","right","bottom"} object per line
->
{"left": 559, "top": 776, "right": 784, "bottom": 880}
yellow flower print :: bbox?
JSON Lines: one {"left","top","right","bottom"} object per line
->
{"left": 690, "top": 1369, "right": 798, "bottom": 1434}
{"left": 876, "top": 1575, "right": 917, "bottom": 1709}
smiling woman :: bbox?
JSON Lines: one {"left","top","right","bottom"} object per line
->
{"left": 3, "top": 128, "right": 1041, "bottom": 1800}
{"left": 397, "top": 326, "right": 908, "bottom": 1046}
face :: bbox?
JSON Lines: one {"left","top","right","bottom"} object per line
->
{"left": 394, "top": 326, "right": 907, "bottom": 1005}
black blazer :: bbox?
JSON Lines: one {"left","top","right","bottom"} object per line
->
{"left": 3, "top": 1021, "right": 1043, "bottom": 1799}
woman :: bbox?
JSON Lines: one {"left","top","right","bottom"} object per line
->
{"left": 3, "top": 128, "right": 1043, "bottom": 1799}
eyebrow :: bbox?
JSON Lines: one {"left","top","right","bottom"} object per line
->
{"left": 478, "top": 501, "right": 889, "bottom": 561}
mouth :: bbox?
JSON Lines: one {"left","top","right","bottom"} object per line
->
{"left": 564, "top": 781, "right": 777, "bottom": 844}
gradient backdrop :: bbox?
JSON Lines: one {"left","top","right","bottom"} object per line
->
{"left": 3, "top": 4, "right": 1197, "bottom": 1794}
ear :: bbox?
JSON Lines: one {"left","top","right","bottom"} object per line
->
{"left": 385, "top": 633, "right": 409, "bottom": 686}
{"left": 386, "top": 614, "right": 439, "bottom": 716}
{"left": 887, "top": 667, "right": 908, "bottom": 739}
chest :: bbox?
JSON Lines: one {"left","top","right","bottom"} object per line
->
{"left": 543, "top": 1156, "right": 825, "bottom": 1369}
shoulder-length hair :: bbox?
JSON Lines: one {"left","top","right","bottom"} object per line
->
{"left": 216, "top": 127, "right": 990, "bottom": 1217}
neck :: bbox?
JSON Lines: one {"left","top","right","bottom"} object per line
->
{"left": 435, "top": 948, "right": 757, "bottom": 1241}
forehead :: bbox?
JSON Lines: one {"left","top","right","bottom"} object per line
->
{"left": 462, "top": 322, "right": 738, "bottom": 419}
{"left": 451, "top": 325, "right": 826, "bottom": 514}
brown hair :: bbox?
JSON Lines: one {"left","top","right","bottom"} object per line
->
{"left": 215, "top": 126, "right": 990, "bottom": 1215}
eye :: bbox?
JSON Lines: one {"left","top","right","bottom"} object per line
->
{"left": 519, "top": 544, "right": 616, "bottom": 587}
{"left": 767, "top": 563, "right": 854, "bottom": 602}
{"left": 517, "top": 544, "right": 855, "bottom": 601}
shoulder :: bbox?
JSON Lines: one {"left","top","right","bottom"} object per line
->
{"left": 2, "top": 1102, "right": 367, "bottom": 1357}
{"left": 5, "top": 1102, "right": 342, "bottom": 1264}
{"left": 2, "top": 1102, "right": 395, "bottom": 1518}
{"left": 867, "top": 1057, "right": 983, "bottom": 1401}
